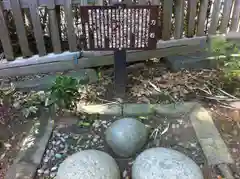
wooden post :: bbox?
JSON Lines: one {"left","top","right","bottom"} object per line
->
{"left": 64, "top": 0, "right": 77, "bottom": 52}
{"left": 219, "top": 0, "right": 233, "bottom": 34}
{"left": 9, "top": 0, "right": 32, "bottom": 57}
{"left": 46, "top": 0, "right": 62, "bottom": 53}
{"left": 230, "top": 0, "right": 240, "bottom": 32}
{"left": 174, "top": 0, "right": 185, "bottom": 39}
{"left": 162, "top": 0, "right": 173, "bottom": 40}
{"left": 187, "top": 0, "right": 198, "bottom": 37}
{"left": 114, "top": 49, "right": 127, "bottom": 99}
{"left": 208, "top": 0, "right": 221, "bottom": 34}
{"left": 28, "top": 0, "right": 46, "bottom": 56}
{"left": 0, "top": 3, "right": 14, "bottom": 60}
{"left": 196, "top": 0, "right": 209, "bottom": 36}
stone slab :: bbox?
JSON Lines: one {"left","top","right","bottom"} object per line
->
{"left": 153, "top": 102, "right": 198, "bottom": 118}
{"left": 13, "top": 69, "right": 98, "bottom": 91}
{"left": 122, "top": 104, "right": 153, "bottom": 115}
{"left": 190, "top": 106, "right": 234, "bottom": 165}
{"left": 77, "top": 103, "right": 122, "bottom": 115}
{"left": 5, "top": 112, "right": 54, "bottom": 179}
{"left": 166, "top": 51, "right": 217, "bottom": 72}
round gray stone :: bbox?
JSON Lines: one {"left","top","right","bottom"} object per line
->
{"left": 132, "top": 147, "right": 204, "bottom": 179}
{"left": 56, "top": 150, "right": 120, "bottom": 179}
{"left": 105, "top": 118, "right": 148, "bottom": 157}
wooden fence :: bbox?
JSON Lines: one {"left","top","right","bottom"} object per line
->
{"left": 0, "top": 0, "right": 239, "bottom": 61}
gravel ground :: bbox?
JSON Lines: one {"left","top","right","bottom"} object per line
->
{"left": 35, "top": 113, "right": 208, "bottom": 179}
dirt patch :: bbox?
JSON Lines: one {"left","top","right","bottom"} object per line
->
{"left": 0, "top": 105, "right": 35, "bottom": 178}
{"left": 209, "top": 105, "right": 240, "bottom": 179}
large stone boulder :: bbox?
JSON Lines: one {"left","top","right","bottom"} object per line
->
{"left": 56, "top": 150, "right": 120, "bottom": 179}
{"left": 105, "top": 118, "right": 148, "bottom": 157}
{"left": 132, "top": 147, "right": 204, "bottom": 179}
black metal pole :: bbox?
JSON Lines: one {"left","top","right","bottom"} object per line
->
{"left": 114, "top": 49, "right": 127, "bottom": 100}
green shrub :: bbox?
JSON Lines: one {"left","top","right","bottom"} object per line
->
{"left": 46, "top": 76, "right": 81, "bottom": 110}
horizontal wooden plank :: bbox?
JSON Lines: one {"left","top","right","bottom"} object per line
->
{"left": 0, "top": 36, "right": 207, "bottom": 69}
{"left": 0, "top": 44, "right": 204, "bottom": 77}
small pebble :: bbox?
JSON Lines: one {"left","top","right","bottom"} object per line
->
{"left": 52, "top": 141, "right": 56, "bottom": 145}
{"left": 64, "top": 135, "right": 69, "bottom": 139}
{"left": 232, "top": 148, "right": 238, "bottom": 153}
{"left": 60, "top": 137, "right": 66, "bottom": 142}
{"left": 50, "top": 172, "right": 57, "bottom": 178}
{"left": 43, "top": 157, "right": 49, "bottom": 163}
{"left": 93, "top": 138, "right": 98, "bottom": 142}
{"left": 56, "top": 140, "right": 61, "bottom": 145}
{"left": 172, "top": 124, "right": 176, "bottom": 129}
{"left": 55, "top": 132, "right": 61, "bottom": 137}
{"left": 37, "top": 169, "right": 44, "bottom": 174}
{"left": 123, "top": 170, "right": 127, "bottom": 177}
{"left": 44, "top": 169, "right": 50, "bottom": 175}
{"left": 51, "top": 166, "right": 58, "bottom": 172}
{"left": 55, "top": 153, "right": 62, "bottom": 159}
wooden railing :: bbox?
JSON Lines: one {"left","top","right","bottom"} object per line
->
{"left": 0, "top": 0, "right": 239, "bottom": 61}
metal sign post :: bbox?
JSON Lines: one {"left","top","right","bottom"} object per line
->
{"left": 79, "top": 5, "right": 158, "bottom": 99}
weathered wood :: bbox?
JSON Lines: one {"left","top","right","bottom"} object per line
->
{"left": 9, "top": 0, "right": 32, "bottom": 57}
{"left": 28, "top": 0, "right": 46, "bottom": 56}
{"left": 48, "top": 8, "right": 62, "bottom": 53}
{"left": 174, "top": 0, "right": 185, "bottom": 39}
{"left": 151, "top": 0, "right": 159, "bottom": 5}
{"left": 208, "top": 0, "right": 221, "bottom": 34}
{"left": 97, "top": 0, "right": 104, "bottom": 5}
{"left": 162, "top": 0, "right": 173, "bottom": 40}
{"left": 230, "top": 0, "right": 240, "bottom": 32}
{"left": 0, "top": 44, "right": 203, "bottom": 77}
{"left": 138, "top": 0, "right": 147, "bottom": 5}
{"left": 196, "top": 0, "right": 209, "bottom": 36}
{"left": 64, "top": 0, "right": 77, "bottom": 51}
{"left": 0, "top": 3, "right": 14, "bottom": 60}
{"left": 219, "top": 0, "right": 233, "bottom": 33}
{"left": 187, "top": 0, "right": 197, "bottom": 37}
{"left": 0, "top": 36, "right": 207, "bottom": 76}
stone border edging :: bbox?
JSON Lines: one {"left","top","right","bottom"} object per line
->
{"left": 77, "top": 102, "right": 199, "bottom": 117}
{"left": 5, "top": 117, "right": 54, "bottom": 179}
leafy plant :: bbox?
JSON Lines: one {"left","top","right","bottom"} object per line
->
{"left": 209, "top": 37, "right": 240, "bottom": 95}
{"left": 20, "top": 91, "right": 47, "bottom": 118}
{"left": 46, "top": 76, "right": 81, "bottom": 110}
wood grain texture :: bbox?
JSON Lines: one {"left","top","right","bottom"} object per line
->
{"left": 0, "top": 3, "right": 14, "bottom": 60}
{"left": 187, "top": 0, "right": 197, "bottom": 37}
{"left": 230, "top": 0, "right": 240, "bottom": 31}
{"left": 208, "top": 0, "right": 221, "bottom": 34}
{"left": 162, "top": 0, "right": 173, "bottom": 40}
{"left": 64, "top": 0, "right": 77, "bottom": 51}
{"left": 29, "top": 0, "right": 46, "bottom": 56}
{"left": 174, "top": 0, "right": 185, "bottom": 39}
{"left": 9, "top": 0, "right": 32, "bottom": 57}
{"left": 48, "top": 9, "right": 62, "bottom": 53}
{"left": 219, "top": 0, "right": 233, "bottom": 33}
{"left": 196, "top": 0, "right": 209, "bottom": 36}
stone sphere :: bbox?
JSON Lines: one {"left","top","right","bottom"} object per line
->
{"left": 105, "top": 118, "right": 148, "bottom": 157}
{"left": 132, "top": 147, "right": 204, "bottom": 179}
{"left": 56, "top": 150, "right": 120, "bottom": 179}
